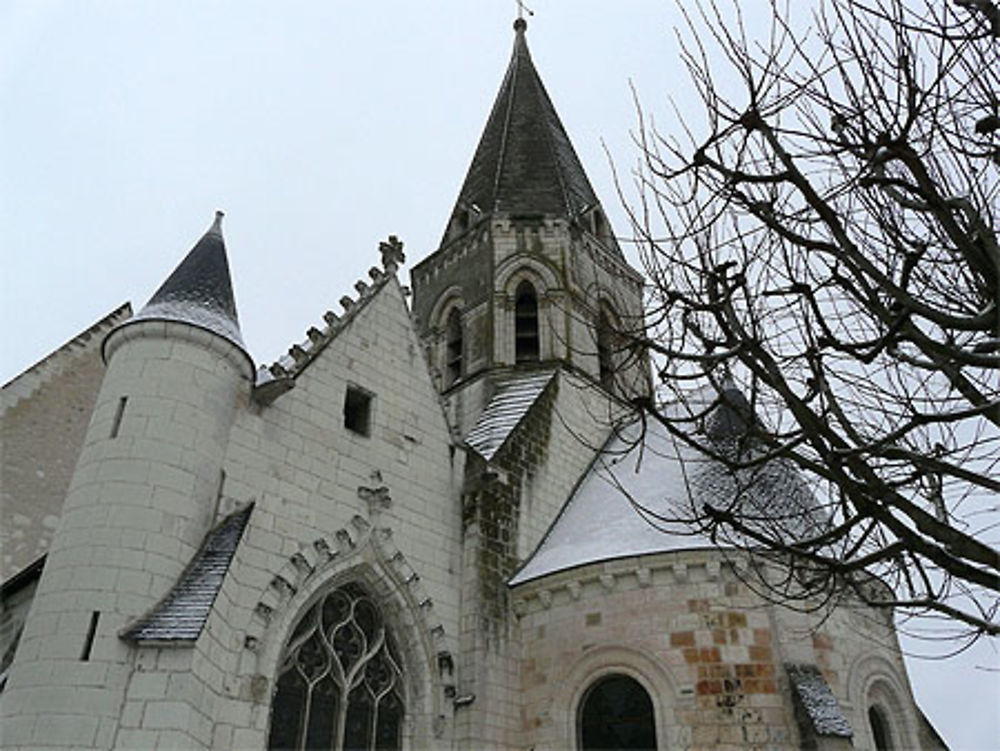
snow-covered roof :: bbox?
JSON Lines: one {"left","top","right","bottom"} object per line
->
{"left": 786, "top": 663, "right": 854, "bottom": 738}
{"left": 121, "top": 504, "right": 252, "bottom": 643}
{"left": 509, "top": 393, "right": 823, "bottom": 586}
{"left": 129, "top": 211, "right": 248, "bottom": 355}
{"left": 465, "top": 369, "right": 556, "bottom": 461}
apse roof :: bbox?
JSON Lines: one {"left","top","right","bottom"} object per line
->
{"left": 121, "top": 504, "right": 253, "bottom": 643}
{"left": 450, "top": 20, "right": 603, "bottom": 225}
{"left": 130, "top": 211, "right": 247, "bottom": 353}
{"left": 509, "top": 393, "right": 824, "bottom": 586}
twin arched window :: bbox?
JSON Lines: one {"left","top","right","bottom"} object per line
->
{"left": 267, "top": 583, "right": 404, "bottom": 751}
{"left": 515, "top": 281, "right": 540, "bottom": 363}
{"left": 578, "top": 674, "right": 657, "bottom": 751}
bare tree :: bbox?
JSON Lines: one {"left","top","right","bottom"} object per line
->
{"left": 622, "top": 0, "right": 1000, "bottom": 638}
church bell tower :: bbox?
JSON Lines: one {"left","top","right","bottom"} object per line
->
{"left": 410, "top": 18, "right": 647, "bottom": 436}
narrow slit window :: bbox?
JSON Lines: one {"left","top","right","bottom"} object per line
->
{"left": 514, "top": 281, "right": 540, "bottom": 363}
{"left": 445, "top": 308, "right": 463, "bottom": 387}
{"left": 344, "top": 386, "right": 373, "bottom": 437}
{"left": 81, "top": 611, "right": 100, "bottom": 661}
{"left": 110, "top": 396, "right": 128, "bottom": 438}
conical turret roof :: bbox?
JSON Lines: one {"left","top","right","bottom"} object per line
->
{"left": 133, "top": 211, "right": 247, "bottom": 353}
{"left": 451, "top": 19, "right": 603, "bottom": 224}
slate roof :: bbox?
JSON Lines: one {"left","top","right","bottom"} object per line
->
{"left": 449, "top": 20, "right": 612, "bottom": 239}
{"left": 509, "top": 390, "right": 825, "bottom": 586}
{"left": 129, "top": 211, "right": 248, "bottom": 354}
{"left": 121, "top": 504, "right": 253, "bottom": 643}
{"left": 786, "top": 663, "right": 854, "bottom": 738}
{"left": 465, "top": 369, "right": 557, "bottom": 461}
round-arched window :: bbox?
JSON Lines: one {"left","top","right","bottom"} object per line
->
{"left": 578, "top": 673, "right": 657, "bottom": 751}
{"left": 267, "top": 582, "right": 404, "bottom": 751}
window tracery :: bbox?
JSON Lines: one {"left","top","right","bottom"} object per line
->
{"left": 268, "top": 582, "right": 404, "bottom": 751}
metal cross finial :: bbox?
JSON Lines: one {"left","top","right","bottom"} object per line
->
{"left": 516, "top": 0, "right": 534, "bottom": 20}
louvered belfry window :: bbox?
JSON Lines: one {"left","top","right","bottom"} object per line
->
{"left": 515, "top": 281, "right": 540, "bottom": 363}
{"left": 268, "top": 583, "right": 404, "bottom": 751}
{"left": 445, "top": 307, "right": 463, "bottom": 386}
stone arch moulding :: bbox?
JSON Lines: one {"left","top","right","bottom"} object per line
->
{"left": 243, "top": 483, "right": 454, "bottom": 742}
{"left": 846, "top": 652, "right": 918, "bottom": 750}
{"left": 555, "top": 644, "right": 680, "bottom": 751}
{"left": 428, "top": 286, "right": 466, "bottom": 333}
{"left": 495, "top": 255, "right": 559, "bottom": 296}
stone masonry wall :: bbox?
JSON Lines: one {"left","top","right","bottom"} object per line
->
{"left": 512, "top": 550, "right": 927, "bottom": 751}
{"left": 104, "top": 279, "right": 464, "bottom": 749}
{"left": 1, "top": 305, "right": 131, "bottom": 579}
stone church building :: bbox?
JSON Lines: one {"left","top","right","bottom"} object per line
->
{"left": 1, "top": 18, "right": 944, "bottom": 751}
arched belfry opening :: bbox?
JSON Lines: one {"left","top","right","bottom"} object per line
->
{"left": 267, "top": 582, "right": 405, "bottom": 751}
{"left": 869, "top": 705, "right": 893, "bottom": 751}
{"left": 578, "top": 674, "right": 657, "bottom": 751}
{"left": 596, "top": 307, "right": 616, "bottom": 390}
{"left": 445, "top": 307, "right": 463, "bottom": 386}
{"left": 514, "top": 281, "right": 540, "bottom": 363}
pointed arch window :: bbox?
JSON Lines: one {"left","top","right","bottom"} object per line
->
{"left": 578, "top": 674, "right": 657, "bottom": 751}
{"left": 445, "top": 307, "right": 463, "bottom": 387}
{"left": 267, "top": 583, "right": 404, "bottom": 751}
{"left": 515, "top": 281, "right": 540, "bottom": 363}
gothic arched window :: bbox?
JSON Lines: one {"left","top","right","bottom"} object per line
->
{"left": 444, "top": 307, "right": 463, "bottom": 387}
{"left": 268, "top": 582, "right": 404, "bottom": 751}
{"left": 515, "top": 281, "right": 540, "bottom": 363}
{"left": 578, "top": 674, "right": 657, "bottom": 751}
{"left": 869, "top": 705, "right": 892, "bottom": 751}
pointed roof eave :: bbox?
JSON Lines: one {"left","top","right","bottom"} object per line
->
{"left": 445, "top": 19, "right": 617, "bottom": 250}
{"left": 125, "top": 211, "right": 250, "bottom": 359}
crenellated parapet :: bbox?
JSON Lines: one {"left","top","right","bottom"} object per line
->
{"left": 253, "top": 236, "right": 406, "bottom": 405}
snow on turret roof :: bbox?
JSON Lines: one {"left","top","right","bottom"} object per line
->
{"left": 131, "top": 211, "right": 247, "bottom": 354}
{"left": 509, "top": 392, "right": 823, "bottom": 586}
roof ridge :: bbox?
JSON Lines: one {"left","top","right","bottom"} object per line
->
{"left": 1, "top": 303, "right": 132, "bottom": 413}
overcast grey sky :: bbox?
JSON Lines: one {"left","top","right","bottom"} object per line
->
{"left": 1, "top": 2, "right": 995, "bottom": 746}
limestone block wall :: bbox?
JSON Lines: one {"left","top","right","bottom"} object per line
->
{"left": 108, "top": 280, "right": 464, "bottom": 750}
{"left": 1, "top": 304, "right": 131, "bottom": 579}
{"left": 0, "top": 320, "right": 252, "bottom": 750}
{"left": 511, "top": 550, "right": 926, "bottom": 751}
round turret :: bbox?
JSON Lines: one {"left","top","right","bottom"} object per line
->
{"left": 0, "top": 213, "right": 252, "bottom": 749}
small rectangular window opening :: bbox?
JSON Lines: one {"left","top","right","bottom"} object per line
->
{"left": 110, "top": 396, "right": 128, "bottom": 438}
{"left": 81, "top": 611, "right": 100, "bottom": 661}
{"left": 344, "top": 386, "right": 373, "bottom": 437}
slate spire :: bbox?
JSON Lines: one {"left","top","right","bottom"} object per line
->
{"left": 133, "top": 211, "right": 247, "bottom": 352}
{"left": 449, "top": 18, "right": 604, "bottom": 227}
